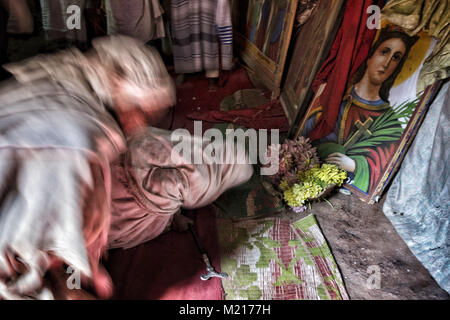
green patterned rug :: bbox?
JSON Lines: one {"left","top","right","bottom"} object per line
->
{"left": 217, "top": 214, "right": 349, "bottom": 300}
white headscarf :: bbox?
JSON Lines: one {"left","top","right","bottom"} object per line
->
{"left": 5, "top": 35, "right": 176, "bottom": 110}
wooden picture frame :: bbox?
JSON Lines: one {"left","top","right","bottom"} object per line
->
{"left": 296, "top": 23, "right": 440, "bottom": 203}
{"left": 280, "top": 0, "right": 345, "bottom": 126}
{"left": 368, "top": 82, "right": 442, "bottom": 203}
{"left": 232, "top": 0, "right": 299, "bottom": 98}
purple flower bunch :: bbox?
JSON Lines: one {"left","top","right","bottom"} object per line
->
{"left": 267, "top": 136, "right": 319, "bottom": 186}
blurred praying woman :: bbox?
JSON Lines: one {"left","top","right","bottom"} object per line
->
{"left": 0, "top": 35, "right": 253, "bottom": 299}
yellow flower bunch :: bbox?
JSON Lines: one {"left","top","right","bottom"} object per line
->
{"left": 314, "top": 164, "right": 347, "bottom": 186}
{"left": 280, "top": 164, "right": 347, "bottom": 207}
{"left": 283, "top": 188, "right": 298, "bottom": 207}
{"left": 283, "top": 181, "right": 323, "bottom": 207}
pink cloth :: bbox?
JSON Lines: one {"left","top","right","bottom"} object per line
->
{"left": 108, "top": 127, "right": 254, "bottom": 249}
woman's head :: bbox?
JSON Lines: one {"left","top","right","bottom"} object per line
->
{"left": 84, "top": 36, "right": 176, "bottom": 134}
{"left": 366, "top": 37, "right": 406, "bottom": 85}
{"left": 352, "top": 28, "right": 418, "bottom": 102}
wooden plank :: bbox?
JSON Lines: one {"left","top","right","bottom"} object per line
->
{"left": 233, "top": 0, "right": 299, "bottom": 98}
{"left": 280, "top": 0, "right": 346, "bottom": 136}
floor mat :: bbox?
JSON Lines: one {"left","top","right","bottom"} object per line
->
{"left": 217, "top": 214, "right": 349, "bottom": 300}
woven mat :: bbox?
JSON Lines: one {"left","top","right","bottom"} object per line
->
{"left": 217, "top": 214, "right": 349, "bottom": 300}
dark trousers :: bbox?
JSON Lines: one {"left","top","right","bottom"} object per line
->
{"left": 0, "top": 3, "right": 10, "bottom": 80}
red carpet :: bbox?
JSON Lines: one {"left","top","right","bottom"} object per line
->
{"left": 104, "top": 207, "right": 223, "bottom": 300}
{"left": 187, "top": 100, "right": 290, "bottom": 132}
{"left": 170, "top": 68, "right": 254, "bottom": 133}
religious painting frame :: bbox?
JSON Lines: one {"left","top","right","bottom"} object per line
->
{"left": 296, "top": 20, "right": 442, "bottom": 203}
{"left": 231, "top": 0, "right": 299, "bottom": 98}
{"left": 280, "top": 0, "right": 345, "bottom": 125}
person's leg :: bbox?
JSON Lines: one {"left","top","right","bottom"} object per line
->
{"left": 5, "top": 0, "right": 33, "bottom": 34}
{"left": 205, "top": 69, "right": 219, "bottom": 78}
{"left": 205, "top": 69, "right": 219, "bottom": 91}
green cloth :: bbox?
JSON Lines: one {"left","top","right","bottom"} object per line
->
{"left": 217, "top": 214, "right": 349, "bottom": 300}
{"left": 382, "top": 0, "right": 450, "bottom": 93}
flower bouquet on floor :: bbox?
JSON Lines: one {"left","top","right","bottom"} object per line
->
{"left": 265, "top": 137, "right": 347, "bottom": 213}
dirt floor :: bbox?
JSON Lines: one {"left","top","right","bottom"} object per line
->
{"left": 281, "top": 190, "right": 449, "bottom": 300}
